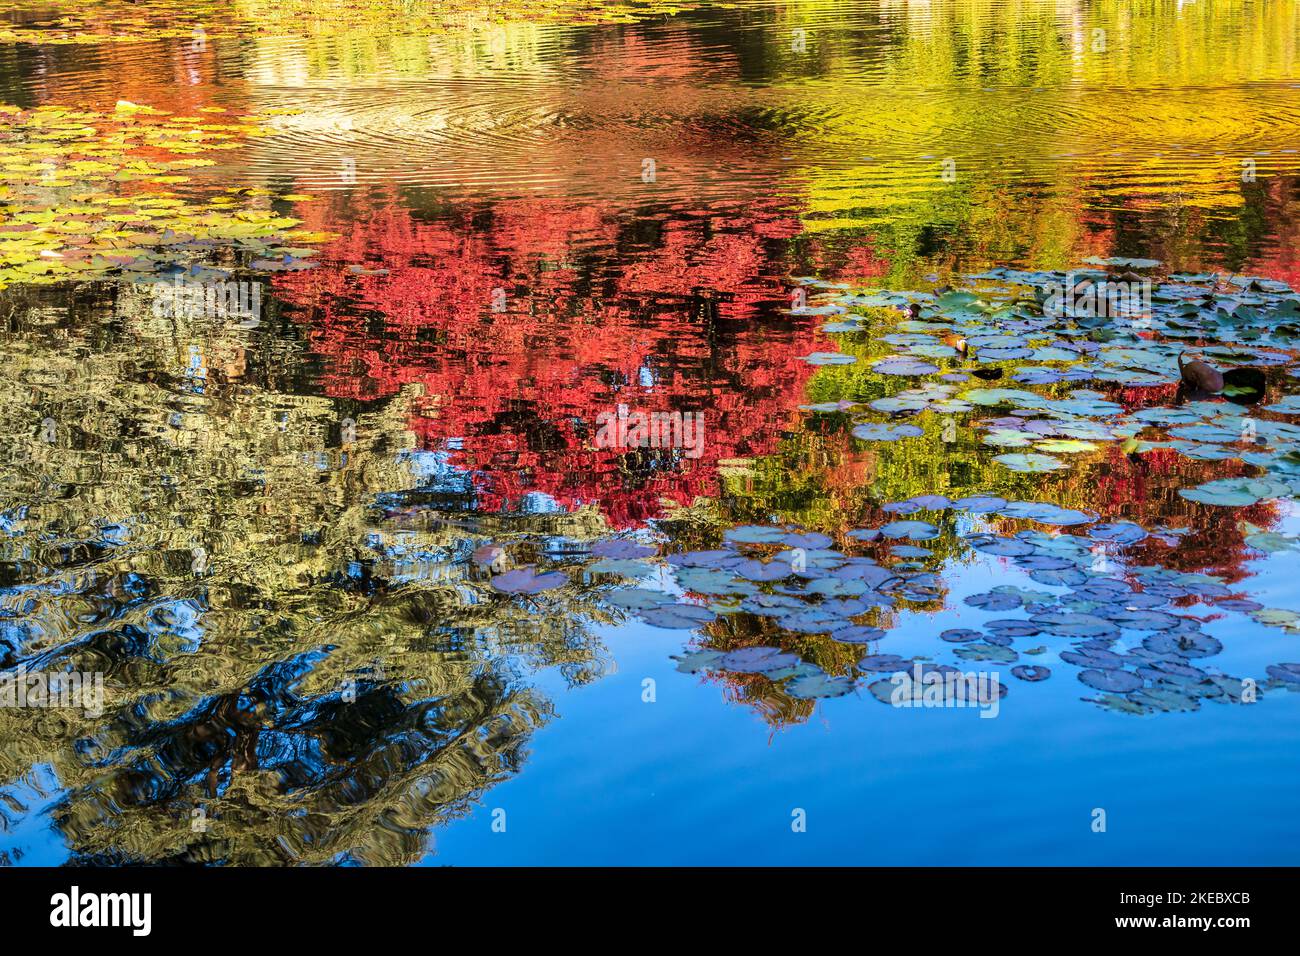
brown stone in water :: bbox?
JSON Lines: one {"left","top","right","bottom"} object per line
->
{"left": 1178, "top": 352, "right": 1225, "bottom": 393}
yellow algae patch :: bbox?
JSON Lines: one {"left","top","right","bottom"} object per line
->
{"left": 0, "top": 103, "right": 336, "bottom": 289}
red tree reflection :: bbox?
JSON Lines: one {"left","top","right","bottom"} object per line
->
{"left": 273, "top": 191, "right": 827, "bottom": 525}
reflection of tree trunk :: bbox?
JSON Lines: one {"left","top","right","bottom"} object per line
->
{"left": 690, "top": 287, "right": 719, "bottom": 336}
{"left": 192, "top": 693, "right": 264, "bottom": 797}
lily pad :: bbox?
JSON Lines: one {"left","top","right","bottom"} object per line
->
{"left": 591, "top": 539, "right": 657, "bottom": 560}
{"left": 852, "top": 422, "right": 924, "bottom": 442}
{"left": 1141, "top": 632, "right": 1224, "bottom": 658}
{"left": 964, "top": 591, "right": 1022, "bottom": 611}
{"left": 879, "top": 520, "right": 940, "bottom": 540}
{"left": 641, "top": 603, "right": 716, "bottom": 629}
{"left": 873, "top": 357, "right": 939, "bottom": 376}
{"left": 1266, "top": 663, "right": 1300, "bottom": 683}
{"left": 858, "top": 654, "right": 913, "bottom": 672}
{"left": 1031, "top": 611, "right": 1120, "bottom": 638}
{"left": 786, "top": 673, "right": 855, "bottom": 699}
{"left": 1130, "top": 687, "right": 1201, "bottom": 712}
{"left": 672, "top": 650, "right": 725, "bottom": 673}
{"left": 1077, "top": 668, "right": 1144, "bottom": 693}
{"left": 831, "top": 625, "right": 887, "bottom": 644}
{"left": 954, "top": 643, "right": 1018, "bottom": 663}
{"left": 993, "top": 452, "right": 1067, "bottom": 472}
{"left": 606, "top": 587, "right": 674, "bottom": 610}
{"left": 491, "top": 566, "right": 568, "bottom": 594}
{"left": 1087, "top": 522, "right": 1147, "bottom": 545}
{"left": 1011, "top": 665, "right": 1051, "bottom": 682}
{"left": 720, "top": 646, "right": 800, "bottom": 673}
{"left": 802, "top": 352, "right": 858, "bottom": 366}
{"left": 675, "top": 567, "right": 750, "bottom": 595}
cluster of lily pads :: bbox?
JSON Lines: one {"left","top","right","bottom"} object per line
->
{"left": 794, "top": 263, "right": 1300, "bottom": 501}
{"left": 0, "top": 102, "right": 330, "bottom": 290}
{"left": 0, "top": 0, "right": 710, "bottom": 44}
{"left": 479, "top": 501, "right": 1300, "bottom": 713}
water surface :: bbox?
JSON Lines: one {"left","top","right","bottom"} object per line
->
{"left": 1, "top": 0, "right": 1299, "bottom": 866}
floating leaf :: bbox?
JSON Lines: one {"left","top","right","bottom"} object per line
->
{"left": 872, "top": 357, "right": 939, "bottom": 376}
{"left": 1087, "top": 522, "right": 1148, "bottom": 545}
{"left": 673, "top": 650, "right": 724, "bottom": 673}
{"left": 1011, "top": 665, "right": 1051, "bottom": 682}
{"left": 720, "top": 647, "right": 799, "bottom": 673}
{"left": 733, "top": 558, "right": 796, "bottom": 582}
{"left": 802, "top": 351, "right": 858, "bottom": 365}
{"left": 831, "top": 625, "right": 886, "bottom": 644}
{"left": 1130, "top": 687, "right": 1200, "bottom": 712}
{"left": 954, "top": 643, "right": 1017, "bottom": 663}
{"left": 1242, "top": 528, "right": 1299, "bottom": 553}
{"left": 1250, "top": 608, "right": 1300, "bottom": 632}
{"left": 993, "top": 452, "right": 1067, "bottom": 472}
{"left": 1141, "top": 632, "right": 1224, "bottom": 658}
{"left": 675, "top": 567, "right": 749, "bottom": 595}
{"left": 605, "top": 587, "right": 676, "bottom": 608}
{"left": 1031, "top": 611, "right": 1120, "bottom": 638}
{"left": 858, "top": 654, "right": 913, "bottom": 672}
{"left": 1077, "top": 668, "right": 1144, "bottom": 693}
{"left": 879, "top": 520, "right": 939, "bottom": 540}
{"left": 1179, "top": 477, "right": 1291, "bottom": 507}
{"left": 640, "top": 603, "right": 716, "bottom": 629}
{"left": 852, "top": 422, "right": 924, "bottom": 442}
{"left": 591, "top": 539, "right": 657, "bottom": 560}
{"left": 491, "top": 566, "right": 567, "bottom": 594}
{"left": 965, "top": 591, "right": 1022, "bottom": 611}
{"left": 786, "top": 673, "right": 855, "bottom": 699}
{"left": 1266, "top": 663, "right": 1300, "bottom": 683}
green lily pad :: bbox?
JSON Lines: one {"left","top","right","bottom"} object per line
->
{"left": 993, "top": 452, "right": 1067, "bottom": 472}
{"left": 785, "top": 673, "right": 855, "bottom": 699}
{"left": 802, "top": 352, "right": 857, "bottom": 366}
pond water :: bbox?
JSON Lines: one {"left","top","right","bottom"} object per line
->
{"left": 1, "top": 0, "right": 1299, "bottom": 866}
